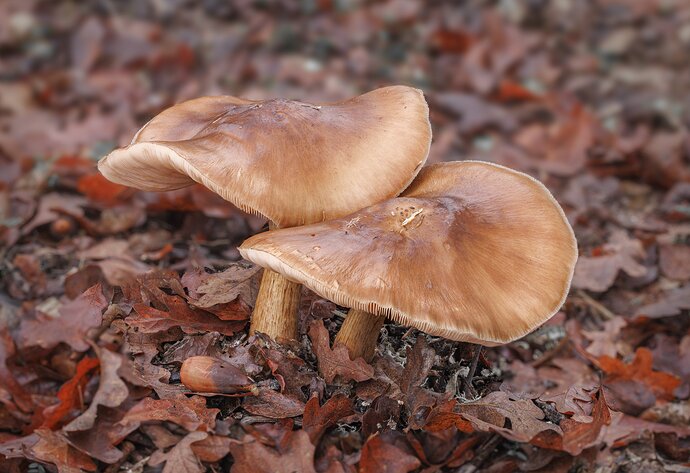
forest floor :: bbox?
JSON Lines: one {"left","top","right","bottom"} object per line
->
{"left": 1, "top": 0, "right": 690, "bottom": 471}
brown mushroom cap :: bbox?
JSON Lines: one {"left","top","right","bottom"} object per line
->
{"left": 239, "top": 161, "right": 577, "bottom": 345}
{"left": 98, "top": 86, "right": 431, "bottom": 228}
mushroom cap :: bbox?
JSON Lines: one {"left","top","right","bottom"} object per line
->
{"left": 239, "top": 161, "right": 577, "bottom": 345}
{"left": 98, "top": 86, "right": 431, "bottom": 228}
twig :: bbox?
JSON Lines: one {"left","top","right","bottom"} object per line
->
{"left": 462, "top": 345, "right": 482, "bottom": 398}
{"left": 575, "top": 290, "right": 615, "bottom": 321}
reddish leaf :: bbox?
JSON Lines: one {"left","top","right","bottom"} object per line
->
{"left": 423, "top": 400, "right": 474, "bottom": 433}
{"left": 229, "top": 429, "right": 316, "bottom": 473}
{"left": 359, "top": 434, "right": 421, "bottom": 473}
{"left": 514, "top": 101, "right": 597, "bottom": 176}
{"left": 40, "top": 356, "right": 100, "bottom": 429}
{"left": 243, "top": 387, "right": 306, "bottom": 419}
{"left": 597, "top": 348, "right": 681, "bottom": 401}
{"left": 539, "top": 387, "right": 611, "bottom": 455}
{"left": 18, "top": 284, "right": 109, "bottom": 351}
{"left": 458, "top": 391, "right": 562, "bottom": 443}
{"left": 128, "top": 292, "right": 247, "bottom": 336}
{"left": 0, "top": 429, "right": 96, "bottom": 472}
{"left": 0, "top": 329, "right": 33, "bottom": 413}
{"left": 77, "top": 173, "right": 133, "bottom": 207}
{"left": 308, "top": 320, "right": 374, "bottom": 383}
{"left": 188, "top": 263, "right": 261, "bottom": 310}
{"left": 495, "top": 79, "right": 541, "bottom": 102}
{"left": 118, "top": 396, "right": 219, "bottom": 432}
{"left": 601, "top": 411, "right": 690, "bottom": 448}
{"left": 431, "top": 29, "right": 474, "bottom": 53}
{"left": 191, "top": 434, "right": 232, "bottom": 462}
{"left": 636, "top": 284, "right": 690, "bottom": 319}
{"left": 572, "top": 231, "right": 648, "bottom": 292}
{"left": 150, "top": 431, "right": 207, "bottom": 473}
{"left": 302, "top": 394, "right": 354, "bottom": 444}
{"left": 64, "top": 346, "right": 130, "bottom": 432}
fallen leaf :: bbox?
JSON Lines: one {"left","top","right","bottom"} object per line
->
{"left": 150, "top": 431, "right": 207, "bottom": 473}
{"left": 0, "top": 429, "right": 96, "bottom": 472}
{"left": 600, "top": 411, "right": 690, "bottom": 448}
{"left": 551, "top": 387, "right": 611, "bottom": 455}
{"left": 635, "top": 284, "right": 690, "bottom": 318}
{"left": 21, "top": 193, "right": 87, "bottom": 235}
{"left": 229, "top": 429, "right": 316, "bottom": 473}
{"left": 435, "top": 92, "right": 517, "bottom": 134}
{"left": 243, "top": 387, "right": 306, "bottom": 418}
{"left": 583, "top": 316, "right": 628, "bottom": 358}
{"left": 302, "top": 394, "right": 354, "bottom": 444}
{"left": 118, "top": 396, "right": 219, "bottom": 432}
{"left": 514, "top": 101, "right": 596, "bottom": 176}
{"left": 458, "top": 391, "right": 562, "bottom": 443}
{"left": 263, "top": 347, "right": 315, "bottom": 399}
{"left": 0, "top": 329, "right": 33, "bottom": 412}
{"left": 308, "top": 320, "right": 374, "bottom": 384}
{"left": 18, "top": 284, "right": 109, "bottom": 351}
{"left": 40, "top": 356, "right": 100, "bottom": 429}
{"left": 128, "top": 293, "right": 247, "bottom": 336}
{"left": 359, "top": 433, "right": 421, "bottom": 473}
{"left": 597, "top": 348, "right": 681, "bottom": 401}
{"left": 573, "top": 231, "right": 648, "bottom": 292}
{"left": 64, "top": 346, "right": 130, "bottom": 432}
{"left": 77, "top": 173, "right": 133, "bottom": 207}
{"left": 190, "top": 434, "right": 232, "bottom": 462}
{"left": 190, "top": 263, "right": 261, "bottom": 309}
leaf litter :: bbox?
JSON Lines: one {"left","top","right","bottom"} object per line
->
{"left": 1, "top": 1, "right": 690, "bottom": 472}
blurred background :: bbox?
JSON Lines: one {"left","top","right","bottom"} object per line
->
{"left": 2, "top": 0, "right": 690, "bottom": 319}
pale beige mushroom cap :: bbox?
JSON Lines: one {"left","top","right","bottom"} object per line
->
{"left": 98, "top": 86, "right": 431, "bottom": 228}
{"left": 239, "top": 161, "right": 578, "bottom": 345}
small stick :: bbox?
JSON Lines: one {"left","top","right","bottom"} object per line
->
{"left": 575, "top": 290, "right": 615, "bottom": 321}
{"left": 466, "top": 345, "right": 482, "bottom": 384}
{"left": 463, "top": 345, "right": 482, "bottom": 398}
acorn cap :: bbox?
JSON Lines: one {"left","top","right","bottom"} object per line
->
{"left": 239, "top": 161, "right": 577, "bottom": 345}
{"left": 98, "top": 86, "right": 431, "bottom": 228}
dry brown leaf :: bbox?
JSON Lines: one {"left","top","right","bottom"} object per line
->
{"left": 359, "top": 433, "right": 421, "bottom": 473}
{"left": 636, "top": 284, "right": 690, "bottom": 318}
{"left": 0, "top": 429, "right": 96, "bottom": 472}
{"left": 118, "top": 396, "right": 219, "bottom": 432}
{"left": 308, "top": 319, "right": 374, "bottom": 384}
{"left": 64, "top": 346, "right": 129, "bottom": 432}
{"left": 243, "top": 387, "right": 306, "bottom": 419}
{"left": 17, "top": 284, "right": 109, "bottom": 351}
{"left": 127, "top": 292, "right": 247, "bottom": 336}
{"left": 458, "top": 391, "right": 562, "bottom": 443}
{"left": 229, "top": 429, "right": 316, "bottom": 473}
{"left": 190, "top": 434, "right": 232, "bottom": 462}
{"left": 302, "top": 394, "right": 354, "bottom": 444}
{"left": 150, "top": 431, "right": 207, "bottom": 473}
{"left": 597, "top": 348, "right": 681, "bottom": 401}
{"left": 513, "top": 101, "right": 596, "bottom": 176}
{"left": 190, "top": 263, "right": 261, "bottom": 309}
{"left": 573, "top": 231, "right": 648, "bottom": 292}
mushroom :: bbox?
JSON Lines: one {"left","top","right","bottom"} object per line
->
{"left": 98, "top": 86, "right": 431, "bottom": 341}
{"left": 239, "top": 161, "right": 577, "bottom": 361}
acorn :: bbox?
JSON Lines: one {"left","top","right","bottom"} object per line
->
{"left": 180, "top": 356, "right": 257, "bottom": 395}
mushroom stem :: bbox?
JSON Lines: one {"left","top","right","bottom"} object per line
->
{"left": 334, "top": 309, "right": 386, "bottom": 362}
{"left": 249, "top": 269, "right": 301, "bottom": 341}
